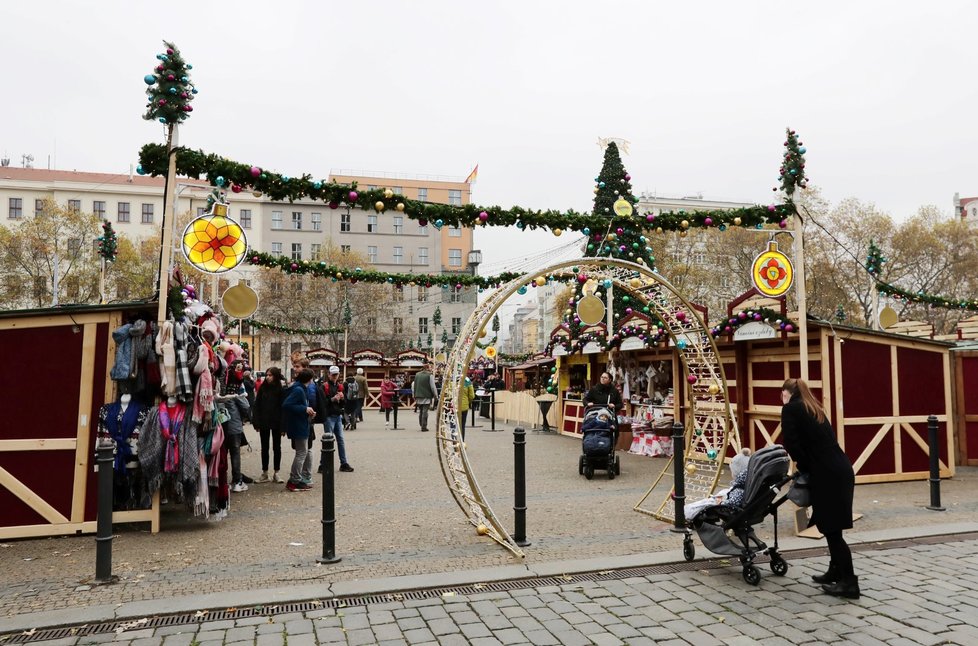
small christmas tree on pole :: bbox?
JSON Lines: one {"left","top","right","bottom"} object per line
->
{"left": 97, "top": 220, "right": 118, "bottom": 304}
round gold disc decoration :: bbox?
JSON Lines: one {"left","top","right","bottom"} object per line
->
{"left": 576, "top": 295, "right": 606, "bottom": 326}
{"left": 613, "top": 198, "right": 634, "bottom": 217}
{"left": 222, "top": 280, "right": 259, "bottom": 318}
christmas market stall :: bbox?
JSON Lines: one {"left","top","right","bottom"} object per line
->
{"left": 347, "top": 348, "right": 388, "bottom": 409}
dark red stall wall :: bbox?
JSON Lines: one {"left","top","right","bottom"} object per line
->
{"left": 841, "top": 339, "right": 894, "bottom": 418}
{"left": 896, "top": 346, "right": 946, "bottom": 417}
{"left": 83, "top": 322, "right": 110, "bottom": 522}
{"left": 955, "top": 353, "right": 978, "bottom": 465}
{"left": 0, "top": 325, "right": 84, "bottom": 528}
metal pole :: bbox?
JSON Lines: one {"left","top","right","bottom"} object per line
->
{"left": 94, "top": 444, "right": 115, "bottom": 583}
{"left": 392, "top": 397, "right": 401, "bottom": 430}
{"left": 156, "top": 124, "right": 178, "bottom": 326}
{"left": 512, "top": 427, "right": 531, "bottom": 546}
{"left": 792, "top": 212, "right": 810, "bottom": 382}
{"left": 670, "top": 422, "right": 687, "bottom": 531}
{"left": 491, "top": 388, "right": 496, "bottom": 431}
{"left": 926, "top": 415, "right": 945, "bottom": 511}
{"left": 317, "top": 433, "right": 342, "bottom": 563}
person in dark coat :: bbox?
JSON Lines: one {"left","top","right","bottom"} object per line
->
{"left": 252, "top": 367, "right": 285, "bottom": 483}
{"left": 781, "top": 377, "right": 859, "bottom": 599}
{"left": 583, "top": 372, "right": 623, "bottom": 412}
{"left": 282, "top": 369, "right": 316, "bottom": 491}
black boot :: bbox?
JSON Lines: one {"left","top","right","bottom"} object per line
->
{"left": 812, "top": 562, "right": 839, "bottom": 585}
{"left": 822, "top": 576, "right": 860, "bottom": 599}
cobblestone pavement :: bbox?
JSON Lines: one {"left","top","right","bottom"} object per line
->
{"left": 3, "top": 536, "right": 978, "bottom": 645}
{"left": 2, "top": 412, "right": 976, "bottom": 625}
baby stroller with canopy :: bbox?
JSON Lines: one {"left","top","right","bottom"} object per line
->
{"left": 681, "top": 444, "right": 795, "bottom": 585}
{"left": 578, "top": 406, "right": 620, "bottom": 480}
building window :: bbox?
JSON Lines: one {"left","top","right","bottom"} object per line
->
{"left": 392, "top": 186, "right": 403, "bottom": 195}
{"left": 418, "top": 286, "right": 427, "bottom": 302}
{"left": 141, "top": 203, "right": 154, "bottom": 224}
{"left": 291, "top": 243, "right": 302, "bottom": 260}
{"left": 366, "top": 317, "right": 377, "bottom": 334}
{"left": 367, "top": 185, "right": 378, "bottom": 191}
{"left": 418, "top": 223, "right": 428, "bottom": 235}
{"left": 449, "top": 225, "right": 462, "bottom": 237}
{"left": 240, "top": 209, "right": 252, "bottom": 229}
{"left": 271, "top": 211, "right": 283, "bottom": 229}
{"left": 341, "top": 245, "right": 351, "bottom": 254}
{"left": 35, "top": 199, "right": 45, "bottom": 215}
{"left": 93, "top": 200, "right": 105, "bottom": 218}
{"left": 418, "top": 247, "right": 429, "bottom": 265}
{"left": 68, "top": 199, "right": 81, "bottom": 212}
{"left": 67, "top": 238, "right": 82, "bottom": 256}
{"left": 271, "top": 342, "right": 282, "bottom": 361}
{"left": 448, "top": 190, "right": 462, "bottom": 206}
{"left": 450, "top": 287, "right": 462, "bottom": 303}
{"left": 393, "top": 317, "right": 403, "bottom": 334}
{"left": 452, "top": 317, "right": 462, "bottom": 334}
{"left": 417, "top": 187, "right": 428, "bottom": 202}
{"left": 367, "top": 214, "right": 378, "bottom": 233}
{"left": 8, "top": 198, "right": 22, "bottom": 219}
{"left": 340, "top": 212, "right": 351, "bottom": 232}
{"left": 291, "top": 342, "right": 302, "bottom": 355}
{"left": 393, "top": 246, "right": 403, "bottom": 264}
{"left": 392, "top": 286, "right": 404, "bottom": 302}
{"left": 197, "top": 207, "right": 207, "bottom": 216}
{"left": 310, "top": 243, "right": 321, "bottom": 259}
{"left": 292, "top": 211, "right": 302, "bottom": 230}
{"left": 449, "top": 249, "right": 462, "bottom": 267}
{"left": 271, "top": 242, "right": 283, "bottom": 257}
{"left": 418, "top": 317, "right": 429, "bottom": 334}
{"left": 393, "top": 216, "right": 403, "bottom": 234}
{"left": 117, "top": 283, "right": 130, "bottom": 300}
{"left": 311, "top": 212, "right": 322, "bottom": 231}
{"left": 368, "top": 246, "right": 378, "bottom": 263}
{"left": 117, "top": 202, "right": 130, "bottom": 223}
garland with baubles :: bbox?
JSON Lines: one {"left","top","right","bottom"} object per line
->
{"left": 247, "top": 250, "right": 523, "bottom": 289}
{"left": 97, "top": 220, "right": 118, "bottom": 262}
{"left": 876, "top": 284, "right": 978, "bottom": 312}
{"left": 225, "top": 318, "right": 345, "bottom": 336}
{"left": 710, "top": 307, "right": 797, "bottom": 337}
{"left": 497, "top": 352, "right": 535, "bottom": 363}
{"left": 136, "top": 143, "right": 796, "bottom": 234}
{"left": 142, "top": 41, "right": 197, "bottom": 125}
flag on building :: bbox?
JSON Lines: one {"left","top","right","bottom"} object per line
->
{"left": 465, "top": 164, "right": 479, "bottom": 184}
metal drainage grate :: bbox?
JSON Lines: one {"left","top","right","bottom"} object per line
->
{"left": 3, "top": 531, "right": 975, "bottom": 644}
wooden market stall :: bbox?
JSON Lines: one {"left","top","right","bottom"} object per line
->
{"left": 347, "top": 348, "right": 387, "bottom": 409}
{"left": 0, "top": 303, "right": 160, "bottom": 540}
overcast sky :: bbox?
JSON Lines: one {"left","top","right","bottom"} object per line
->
{"left": 4, "top": 1, "right": 976, "bottom": 284}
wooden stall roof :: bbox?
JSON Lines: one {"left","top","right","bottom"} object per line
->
{"left": 0, "top": 301, "right": 158, "bottom": 321}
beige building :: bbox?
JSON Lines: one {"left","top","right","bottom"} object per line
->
{"left": 0, "top": 165, "right": 479, "bottom": 365}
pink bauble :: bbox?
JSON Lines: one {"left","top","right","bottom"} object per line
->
{"left": 250, "top": 166, "right": 261, "bottom": 177}
{"left": 290, "top": 263, "right": 298, "bottom": 270}
{"left": 348, "top": 191, "right": 358, "bottom": 201}
{"left": 704, "top": 217, "right": 713, "bottom": 226}
{"left": 687, "top": 375, "right": 698, "bottom": 384}
{"left": 478, "top": 211, "right": 488, "bottom": 222}
{"left": 577, "top": 274, "right": 588, "bottom": 283}
{"left": 328, "top": 201, "right": 338, "bottom": 209}
{"left": 724, "top": 325, "right": 732, "bottom": 333}
{"left": 616, "top": 228, "right": 624, "bottom": 235}
{"left": 785, "top": 324, "right": 794, "bottom": 332}
{"left": 167, "top": 74, "right": 175, "bottom": 81}
{"left": 625, "top": 174, "right": 631, "bottom": 181}
{"left": 455, "top": 283, "right": 462, "bottom": 289}
{"left": 418, "top": 218, "right": 428, "bottom": 226}
{"left": 231, "top": 184, "right": 241, "bottom": 193}
{"left": 753, "top": 313, "right": 762, "bottom": 321}
{"left": 251, "top": 256, "right": 259, "bottom": 263}
{"left": 166, "top": 48, "right": 174, "bottom": 55}
{"left": 647, "top": 214, "right": 655, "bottom": 222}
{"left": 156, "top": 65, "right": 163, "bottom": 72}
{"left": 158, "top": 99, "right": 166, "bottom": 105}
{"left": 779, "top": 219, "right": 788, "bottom": 228}
{"left": 676, "top": 311, "right": 686, "bottom": 321}
{"left": 625, "top": 308, "right": 633, "bottom": 315}
{"left": 768, "top": 204, "right": 776, "bottom": 212}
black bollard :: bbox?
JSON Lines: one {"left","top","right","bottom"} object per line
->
{"left": 392, "top": 398, "right": 401, "bottom": 430}
{"left": 95, "top": 443, "right": 115, "bottom": 583}
{"left": 318, "top": 433, "right": 342, "bottom": 563}
{"left": 926, "top": 415, "right": 946, "bottom": 511}
{"left": 490, "top": 388, "right": 497, "bottom": 431}
{"left": 512, "top": 427, "right": 531, "bottom": 547}
{"left": 470, "top": 397, "right": 481, "bottom": 429}
{"left": 670, "top": 422, "right": 687, "bottom": 531}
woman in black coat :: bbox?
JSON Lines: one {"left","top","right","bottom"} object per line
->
{"left": 781, "top": 378, "right": 859, "bottom": 599}
{"left": 253, "top": 367, "right": 286, "bottom": 483}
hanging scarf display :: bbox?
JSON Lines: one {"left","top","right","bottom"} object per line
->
{"left": 159, "top": 402, "right": 186, "bottom": 473}
{"left": 102, "top": 401, "right": 146, "bottom": 472}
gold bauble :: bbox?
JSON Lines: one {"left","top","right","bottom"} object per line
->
{"left": 480, "top": 329, "right": 487, "bottom": 338}
{"left": 336, "top": 272, "right": 343, "bottom": 279}
{"left": 593, "top": 187, "right": 599, "bottom": 194}
{"left": 685, "top": 463, "right": 697, "bottom": 476}
{"left": 396, "top": 202, "right": 405, "bottom": 211}
{"left": 656, "top": 227, "right": 663, "bottom": 234}
{"left": 679, "top": 230, "right": 688, "bottom": 238}
{"left": 476, "top": 524, "right": 489, "bottom": 535}
{"left": 681, "top": 220, "right": 689, "bottom": 229}
{"left": 629, "top": 278, "right": 642, "bottom": 288}
{"left": 375, "top": 201, "right": 386, "bottom": 212}
{"left": 708, "top": 382, "right": 720, "bottom": 395}
{"left": 734, "top": 217, "right": 742, "bottom": 226}
{"left": 553, "top": 228, "right": 562, "bottom": 237}
{"left": 252, "top": 190, "right": 263, "bottom": 198}
{"left": 535, "top": 276, "right": 546, "bottom": 287}
{"left": 408, "top": 281, "right": 416, "bottom": 287}
{"left": 607, "top": 233, "right": 617, "bottom": 241}
{"left": 384, "top": 188, "right": 394, "bottom": 198}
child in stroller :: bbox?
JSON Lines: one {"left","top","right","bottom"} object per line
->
{"left": 578, "top": 406, "right": 621, "bottom": 480}
{"left": 681, "top": 444, "right": 796, "bottom": 585}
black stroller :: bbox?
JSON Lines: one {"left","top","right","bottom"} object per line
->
{"left": 681, "top": 444, "right": 795, "bottom": 585}
{"left": 578, "top": 406, "right": 621, "bottom": 480}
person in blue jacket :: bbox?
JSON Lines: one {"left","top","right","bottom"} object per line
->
{"left": 282, "top": 369, "right": 316, "bottom": 491}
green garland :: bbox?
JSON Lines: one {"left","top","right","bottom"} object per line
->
{"left": 475, "top": 335, "right": 498, "bottom": 350}
{"left": 876, "top": 283, "right": 978, "bottom": 312}
{"left": 226, "top": 318, "right": 345, "bottom": 336}
{"left": 247, "top": 250, "right": 523, "bottom": 289}
{"left": 711, "top": 307, "right": 797, "bottom": 337}
{"left": 137, "top": 143, "right": 796, "bottom": 233}
{"left": 498, "top": 352, "right": 535, "bottom": 363}
{"left": 142, "top": 41, "right": 197, "bottom": 125}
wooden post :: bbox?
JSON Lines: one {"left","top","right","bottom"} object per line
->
{"left": 792, "top": 207, "right": 809, "bottom": 382}
{"left": 156, "top": 124, "right": 179, "bottom": 325}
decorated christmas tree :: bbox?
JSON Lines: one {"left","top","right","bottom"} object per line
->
{"left": 142, "top": 41, "right": 197, "bottom": 126}
{"left": 97, "top": 220, "right": 118, "bottom": 262}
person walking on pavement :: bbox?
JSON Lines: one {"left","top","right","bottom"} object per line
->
{"left": 343, "top": 374, "right": 359, "bottom": 430}
{"left": 583, "top": 372, "right": 623, "bottom": 412}
{"left": 780, "top": 377, "right": 859, "bottom": 599}
{"left": 318, "top": 366, "right": 354, "bottom": 473}
{"left": 283, "top": 369, "right": 316, "bottom": 492}
{"left": 252, "top": 367, "right": 285, "bottom": 483}
{"left": 412, "top": 363, "right": 438, "bottom": 432}
{"left": 458, "top": 376, "right": 475, "bottom": 440}
{"left": 380, "top": 375, "right": 397, "bottom": 428}
{"left": 354, "top": 368, "right": 369, "bottom": 422}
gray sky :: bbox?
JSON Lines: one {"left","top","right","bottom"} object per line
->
{"left": 4, "top": 0, "right": 977, "bottom": 276}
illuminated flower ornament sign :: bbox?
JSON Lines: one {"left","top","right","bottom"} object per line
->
{"left": 751, "top": 240, "right": 793, "bottom": 297}
{"left": 182, "top": 197, "right": 248, "bottom": 273}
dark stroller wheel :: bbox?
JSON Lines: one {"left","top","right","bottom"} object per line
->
{"left": 742, "top": 565, "right": 761, "bottom": 586}
{"left": 584, "top": 465, "right": 594, "bottom": 480}
{"left": 614, "top": 456, "right": 621, "bottom": 475}
{"left": 682, "top": 538, "right": 695, "bottom": 562}
{"left": 608, "top": 464, "right": 615, "bottom": 480}
{"left": 770, "top": 556, "right": 788, "bottom": 576}
{"left": 579, "top": 455, "right": 585, "bottom": 475}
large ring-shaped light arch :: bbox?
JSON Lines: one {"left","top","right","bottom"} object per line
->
{"left": 436, "top": 258, "right": 739, "bottom": 557}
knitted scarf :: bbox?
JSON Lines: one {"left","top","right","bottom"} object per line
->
{"left": 159, "top": 402, "right": 185, "bottom": 473}
{"left": 193, "top": 344, "right": 216, "bottom": 423}
{"left": 137, "top": 407, "right": 164, "bottom": 496}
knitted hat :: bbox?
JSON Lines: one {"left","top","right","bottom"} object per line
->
{"left": 730, "top": 448, "right": 751, "bottom": 479}
{"left": 356, "top": 367, "right": 364, "bottom": 374}
{"left": 329, "top": 366, "right": 340, "bottom": 374}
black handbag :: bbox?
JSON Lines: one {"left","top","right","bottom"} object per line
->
{"left": 788, "top": 473, "right": 811, "bottom": 507}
